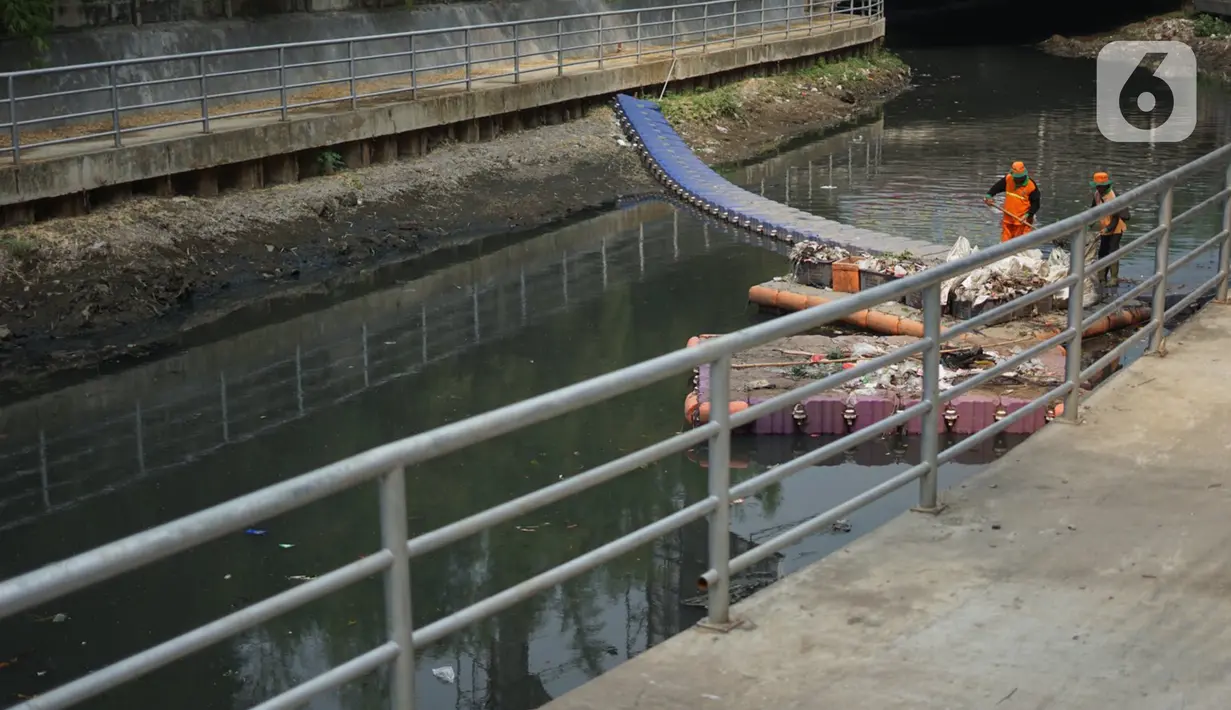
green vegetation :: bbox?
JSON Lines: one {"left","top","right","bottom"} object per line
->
{"left": 1192, "top": 12, "right": 1231, "bottom": 37}
{"left": 657, "top": 85, "right": 744, "bottom": 124}
{"left": 655, "top": 50, "right": 907, "bottom": 125}
{"left": 796, "top": 50, "right": 907, "bottom": 86}
{"left": 0, "top": 0, "right": 53, "bottom": 58}
{"left": 317, "top": 150, "right": 345, "bottom": 173}
{"left": 1, "top": 236, "right": 38, "bottom": 259}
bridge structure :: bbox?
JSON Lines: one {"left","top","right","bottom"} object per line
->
{"left": 0, "top": 0, "right": 884, "bottom": 223}
{"left": 1, "top": 102, "right": 1230, "bottom": 708}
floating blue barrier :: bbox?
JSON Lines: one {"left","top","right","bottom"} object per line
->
{"left": 613, "top": 92, "right": 931, "bottom": 257}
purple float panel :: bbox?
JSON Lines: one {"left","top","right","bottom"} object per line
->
{"left": 698, "top": 362, "right": 711, "bottom": 401}
{"left": 746, "top": 398, "right": 797, "bottom": 435}
{"left": 850, "top": 393, "right": 900, "bottom": 433}
{"left": 901, "top": 397, "right": 947, "bottom": 435}
{"left": 950, "top": 392, "right": 1001, "bottom": 435}
{"left": 802, "top": 393, "right": 848, "bottom": 435}
{"left": 1000, "top": 396, "right": 1049, "bottom": 434}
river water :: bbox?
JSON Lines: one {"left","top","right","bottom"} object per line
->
{"left": 2, "top": 46, "right": 1228, "bottom": 709}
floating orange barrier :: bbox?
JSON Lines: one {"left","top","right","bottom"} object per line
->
{"left": 748, "top": 285, "right": 1152, "bottom": 342}
{"left": 684, "top": 390, "right": 750, "bottom": 423}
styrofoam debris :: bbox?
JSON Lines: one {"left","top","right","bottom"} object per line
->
{"left": 938, "top": 236, "right": 1098, "bottom": 308}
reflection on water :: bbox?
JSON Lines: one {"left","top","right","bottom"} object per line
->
{"left": 2, "top": 46, "right": 1229, "bottom": 710}
{"left": 0, "top": 204, "right": 787, "bottom": 534}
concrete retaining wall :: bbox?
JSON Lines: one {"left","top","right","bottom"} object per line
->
{"left": 0, "top": 20, "right": 883, "bottom": 218}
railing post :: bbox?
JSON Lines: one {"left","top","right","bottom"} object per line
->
{"left": 1148, "top": 188, "right": 1173, "bottom": 353}
{"left": 295, "top": 345, "right": 305, "bottom": 416}
{"left": 1219, "top": 163, "right": 1231, "bottom": 302}
{"left": 916, "top": 283, "right": 942, "bottom": 512}
{"left": 702, "top": 3, "right": 709, "bottom": 52}
{"left": 704, "top": 354, "right": 733, "bottom": 627}
{"left": 38, "top": 429, "right": 49, "bottom": 509}
{"left": 410, "top": 34, "right": 418, "bottom": 99}
{"left": 379, "top": 466, "right": 415, "bottom": 710}
{"left": 362, "top": 323, "right": 370, "bottom": 387}
{"left": 557, "top": 20, "right": 564, "bottom": 76}
{"left": 109, "top": 65, "right": 121, "bottom": 147}
{"left": 1063, "top": 228, "right": 1086, "bottom": 421}
{"left": 199, "top": 56, "right": 210, "bottom": 133}
{"left": 135, "top": 401, "right": 145, "bottom": 475}
{"left": 421, "top": 305, "right": 429, "bottom": 362}
{"left": 592, "top": 16, "right": 601, "bottom": 69}
{"left": 7, "top": 75, "right": 18, "bottom": 163}
{"left": 220, "top": 372, "right": 230, "bottom": 443}
{"left": 278, "top": 47, "right": 287, "bottom": 120}
{"left": 348, "top": 40, "right": 357, "bottom": 108}
{"left": 465, "top": 29, "right": 473, "bottom": 89}
{"left": 671, "top": 8, "right": 677, "bottom": 56}
{"left": 635, "top": 11, "right": 642, "bottom": 60}
{"left": 513, "top": 24, "right": 521, "bottom": 83}
{"left": 759, "top": 0, "right": 766, "bottom": 42}
{"left": 732, "top": 0, "right": 738, "bottom": 45}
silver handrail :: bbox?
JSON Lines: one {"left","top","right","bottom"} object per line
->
{"left": 0, "top": 0, "right": 883, "bottom": 163}
{"left": 1, "top": 141, "right": 1228, "bottom": 710}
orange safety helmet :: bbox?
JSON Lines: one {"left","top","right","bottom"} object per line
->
{"left": 1010, "top": 161, "right": 1028, "bottom": 179}
{"left": 1090, "top": 171, "right": 1112, "bottom": 187}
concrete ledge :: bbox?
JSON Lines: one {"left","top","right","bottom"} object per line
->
{"left": 0, "top": 21, "right": 882, "bottom": 209}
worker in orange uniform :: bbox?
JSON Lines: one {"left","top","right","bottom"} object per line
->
{"left": 984, "top": 161, "right": 1041, "bottom": 242}
{"left": 1091, "top": 171, "right": 1131, "bottom": 286}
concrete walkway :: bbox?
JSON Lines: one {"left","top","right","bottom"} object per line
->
{"left": 543, "top": 303, "right": 1231, "bottom": 710}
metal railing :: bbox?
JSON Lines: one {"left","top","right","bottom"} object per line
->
{"left": 0, "top": 0, "right": 883, "bottom": 163}
{"left": 2, "top": 143, "right": 1229, "bottom": 710}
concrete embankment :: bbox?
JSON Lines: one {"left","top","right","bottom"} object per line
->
{"left": 540, "top": 302, "right": 1231, "bottom": 710}
{"left": 0, "top": 45, "right": 909, "bottom": 395}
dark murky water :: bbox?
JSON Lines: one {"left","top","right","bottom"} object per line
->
{"left": 2, "top": 46, "right": 1228, "bottom": 709}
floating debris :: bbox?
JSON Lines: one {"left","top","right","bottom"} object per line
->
{"left": 853, "top": 254, "right": 930, "bottom": 277}
{"left": 939, "top": 236, "right": 1096, "bottom": 308}
{"left": 790, "top": 241, "right": 852, "bottom": 265}
{"left": 432, "top": 666, "right": 457, "bottom": 684}
{"left": 244, "top": 528, "right": 268, "bottom": 536}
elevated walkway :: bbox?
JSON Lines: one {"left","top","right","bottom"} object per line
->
{"left": 0, "top": 10, "right": 883, "bottom": 220}
{"left": 542, "top": 302, "right": 1231, "bottom": 710}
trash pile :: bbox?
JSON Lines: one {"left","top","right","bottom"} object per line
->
{"left": 938, "top": 236, "right": 1098, "bottom": 308}
{"left": 789, "top": 241, "right": 852, "bottom": 265}
{"left": 788, "top": 241, "right": 931, "bottom": 277}
{"left": 775, "top": 339, "right": 1060, "bottom": 398}
{"left": 852, "top": 253, "right": 931, "bottom": 278}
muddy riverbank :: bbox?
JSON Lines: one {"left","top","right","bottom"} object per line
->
{"left": 0, "top": 56, "right": 912, "bottom": 396}
{"left": 659, "top": 50, "right": 911, "bottom": 164}
{"left": 1040, "top": 13, "right": 1231, "bottom": 81}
